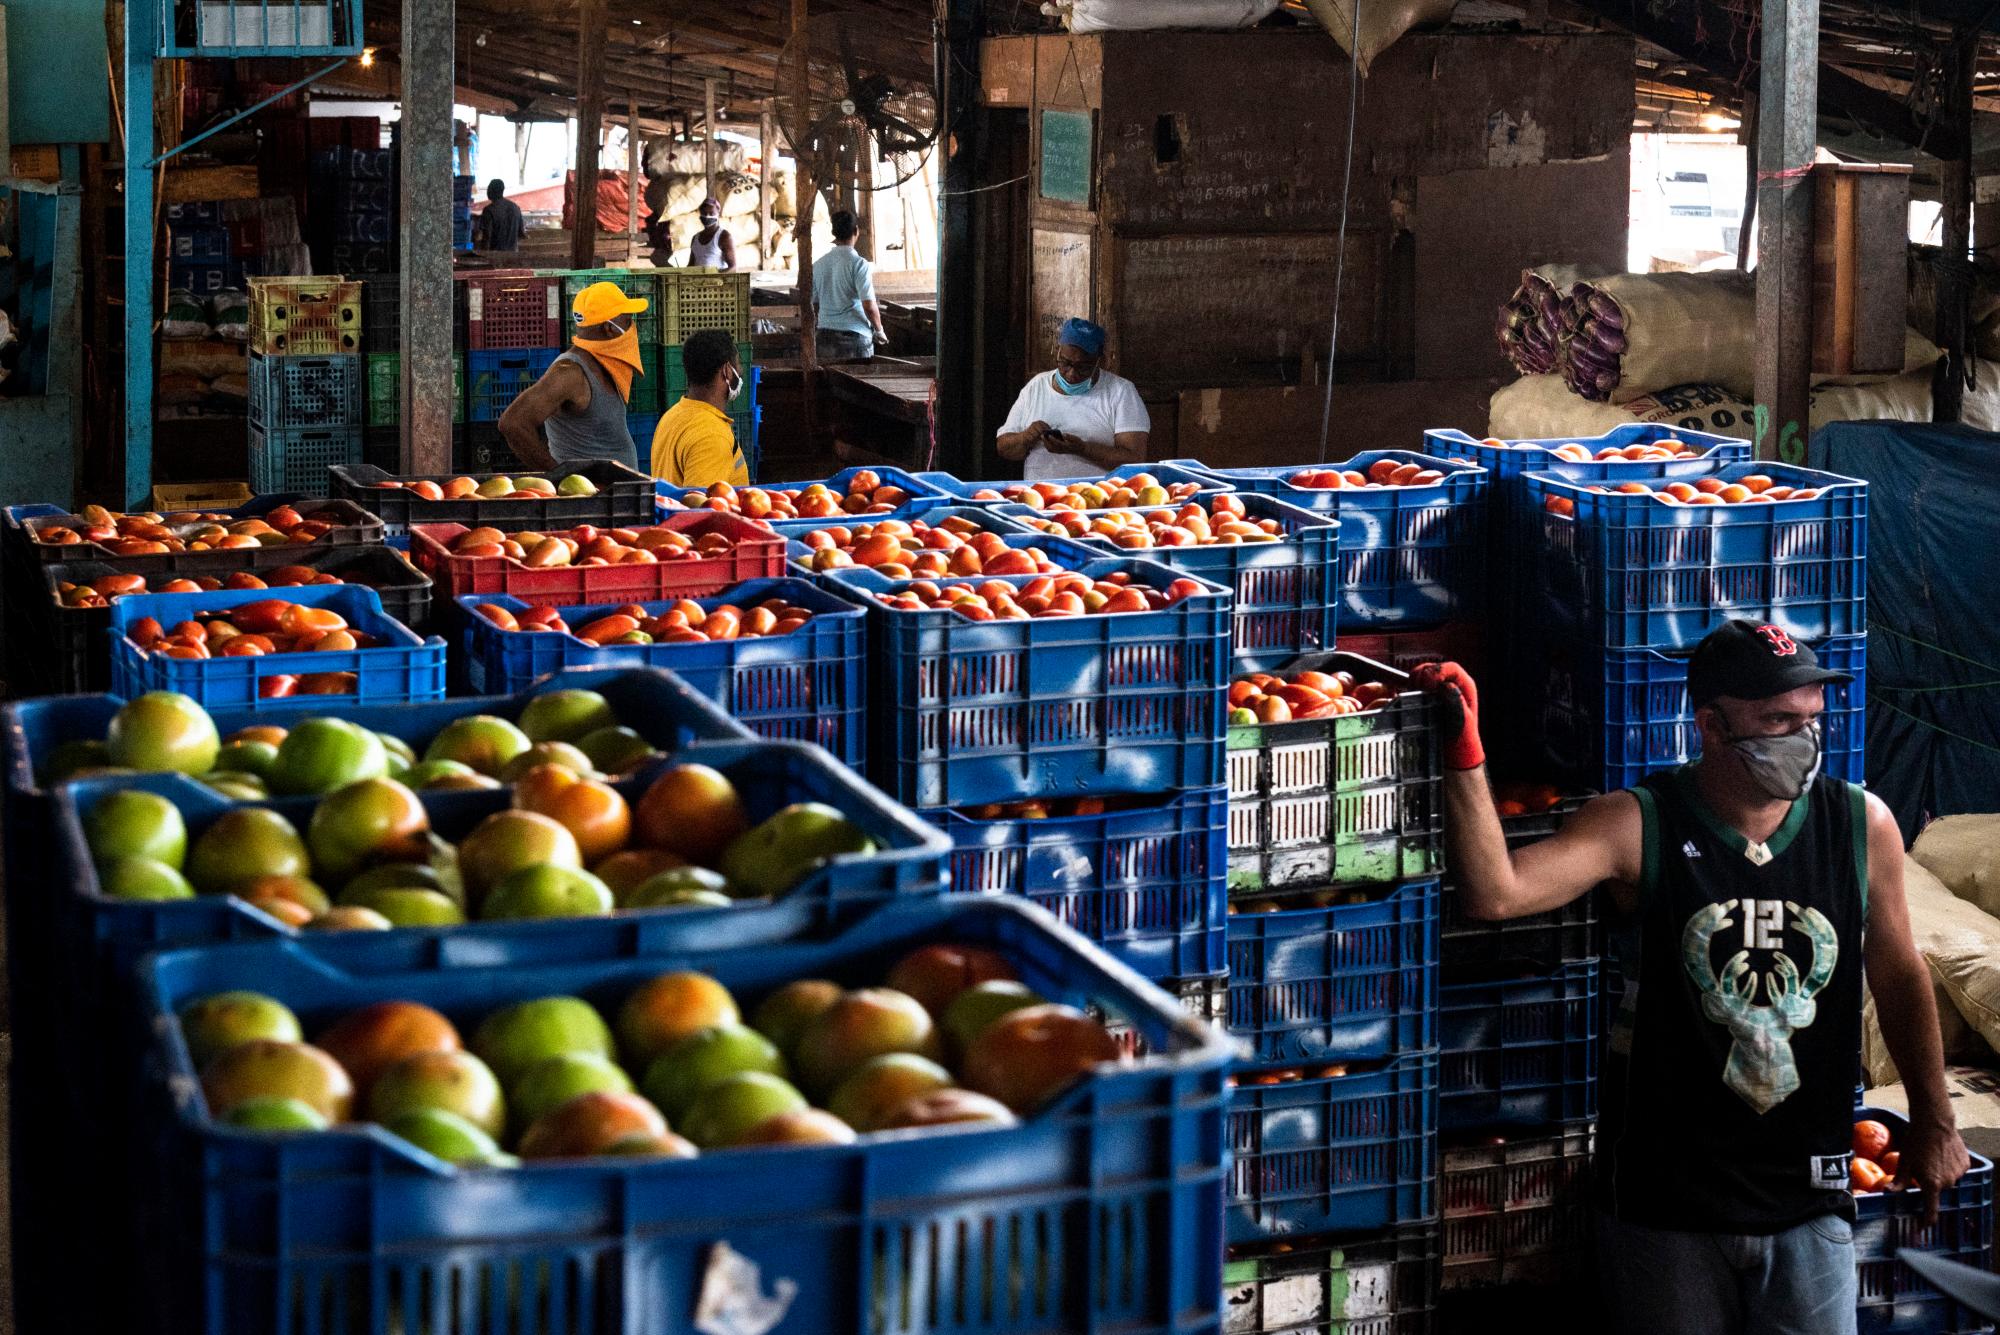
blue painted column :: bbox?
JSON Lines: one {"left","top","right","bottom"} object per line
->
{"left": 122, "top": 0, "right": 157, "bottom": 506}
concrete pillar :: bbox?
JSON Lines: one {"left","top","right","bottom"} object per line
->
{"left": 400, "top": 0, "right": 457, "bottom": 473}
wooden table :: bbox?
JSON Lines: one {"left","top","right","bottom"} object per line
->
{"left": 820, "top": 356, "right": 937, "bottom": 469}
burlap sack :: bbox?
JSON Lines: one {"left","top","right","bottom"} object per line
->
{"left": 1563, "top": 270, "right": 1757, "bottom": 403}
{"left": 1861, "top": 856, "right": 1990, "bottom": 1086}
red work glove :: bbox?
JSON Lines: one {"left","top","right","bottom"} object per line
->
{"left": 1413, "top": 660, "right": 1485, "bottom": 771}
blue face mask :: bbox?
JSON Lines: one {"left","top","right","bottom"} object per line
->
{"left": 1053, "top": 370, "right": 1096, "bottom": 397}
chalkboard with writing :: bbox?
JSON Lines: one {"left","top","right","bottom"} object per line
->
{"left": 1040, "top": 109, "right": 1094, "bottom": 206}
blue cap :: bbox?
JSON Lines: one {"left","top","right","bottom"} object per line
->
{"left": 1057, "top": 317, "right": 1106, "bottom": 356}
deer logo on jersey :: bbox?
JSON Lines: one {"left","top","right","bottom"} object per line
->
{"left": 1682, "top": 897, "right": 1837, "bottom": 1113}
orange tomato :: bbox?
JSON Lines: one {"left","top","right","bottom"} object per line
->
{"left": 1849, "top": 1157, "right": 1888, "bottom": 1193}
{"left": 1853, "top": 1119, "right": 1892, "bottom": 1161}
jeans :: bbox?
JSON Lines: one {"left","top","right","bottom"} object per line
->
{"left": 1596, "top": 1211, "right": 1857, "bottom": 1335}
{"left": 816, "top": 328, "right": 873, "bottom": 361}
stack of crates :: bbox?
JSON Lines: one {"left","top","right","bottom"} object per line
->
{"left": 1511, "top": 445, "right": 1868, "bottom": 792}
{"left": 1436, "top": 794, "right": 1602, "bottom": 1326}
{"left": 164, "top": 200, "right": 244, "bottom": 296}
{"left": 460, "top": 268, "right": 567, "bottom": 472}
{"left": 802, "top": 501, "right": 1233, "bottom": 1035}
{"left": 243, "top": 276, "right": 364, "bottom": 492}
{"left": 308, "top": 145, "right": 397, "bottom": 276}
{"left": 649, "top": 268, "right": 759, "bottom": 469}
{"left": 1221, "top": 647, "right": 1444, "bottom": 1333}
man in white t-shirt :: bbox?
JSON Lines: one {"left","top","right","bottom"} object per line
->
{"left": 995, "top": 317, "right": 1150, "bottom": 480}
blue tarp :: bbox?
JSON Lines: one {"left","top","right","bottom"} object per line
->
{"left": 1811, "top": 422, "right": 2000, "bottom": 838}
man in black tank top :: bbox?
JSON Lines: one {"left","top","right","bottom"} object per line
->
{"left": 1418, "top": 621, "right": 1968, "bottom": 1335}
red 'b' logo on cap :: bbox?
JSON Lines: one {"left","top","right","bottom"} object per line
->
{"left": 1758, "top": 625, "right": 1799, "bottom": 656}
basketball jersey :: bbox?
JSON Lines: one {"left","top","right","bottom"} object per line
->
{"left": 1596, "top": 766, "right": 1869, "bottom": 1233}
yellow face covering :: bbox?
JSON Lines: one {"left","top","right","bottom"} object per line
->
{"left": 572, "top": 326, "right": 643, "bottom": 403}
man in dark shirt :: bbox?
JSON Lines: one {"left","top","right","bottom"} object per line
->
{"left": 475, "top": 179, "right": 524, "bottom": 254}
{"left": 1423, "top": 622, "right": 1968, "bottom": 1335}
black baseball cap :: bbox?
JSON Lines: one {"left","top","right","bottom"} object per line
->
{"left": 1688, "top": 620, "right": 1853, "bottom": 707}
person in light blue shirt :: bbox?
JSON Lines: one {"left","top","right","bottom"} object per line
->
{"left": 810, "top": 209, "right": 889, "bottom": 361}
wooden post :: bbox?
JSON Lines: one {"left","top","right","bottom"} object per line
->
{"left": 626, "top": 91, "right": 641, "bottom": 260}
{"left": 401, "top": 0, "right": 457, "bottom": 474}
{"left": 856, "top": 159, "right": 875, "bottom": 260}
{"left": 1751, "top": 0, "right": 1815, "bottom": 464}
{"left": 704, "top": 78, "right": 719, "bottom": 211}
{"left": 1935, "top": 29, "right": 1976, "bottom": 424}
{"left": 794, "top": 0, "right": 817, "bottom": 373}
{"left": 571, "top": 0, "right": 607, "bottom": 271}
{"left": 759, "top": 108, "right": 774, "bottom": 273}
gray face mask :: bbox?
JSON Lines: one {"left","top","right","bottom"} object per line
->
{"left": 1725, "top": 720, "right": 1823, "bottom": 801}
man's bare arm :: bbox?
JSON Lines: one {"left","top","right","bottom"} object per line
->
{"left": 1445, "top": 774, "right": 1639, "bottom": 919}
{"left": 1863, "top": 790, "right": 1968, "bottom": 1221}
{"left": 497, "top": 361, "right": 586, "bottom": 470}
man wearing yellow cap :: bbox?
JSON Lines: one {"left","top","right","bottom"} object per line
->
{"left": 497, "top": 281, "right": 649, "bottom": 470}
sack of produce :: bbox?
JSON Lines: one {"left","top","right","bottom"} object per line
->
{"left": 1559, "top": 270, "right": 1756, "bottom": 403}
{"left": 163, "top": 288, "right": 213, "bottom": 341}
{"left": 1495, "top": 264, "right": 1594, "bottom": 377}
{"left": 1913, "top": 814, "right": 2000, "bottom": 917}
{"left": 1861, "top": 855, "right": 1989, "bottom": 1086}
{"left": 1487, "top": 375, "right": 1752, "bottom": 439}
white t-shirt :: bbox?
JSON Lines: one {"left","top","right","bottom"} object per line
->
{"left": 998, "top": 370, "right": 1152, "bottom": 480}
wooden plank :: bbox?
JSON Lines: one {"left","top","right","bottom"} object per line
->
{"left": 1753, "top": 0, "right": 1816, "bottom": 460}
{"left": 1095, "top": 30, "right": 1631, "bottom": 233}
{"left": 1413, "top": 157, "right": 1629, "bottom": 381}
{"left": 572, "top": 0, "right": 608, "bottom": 271}
{"left": 980, "top": 36, "right": 1036, "bottom": 108}
{"left": 1030, "top": 227, "right": 1093, "bottom": 370}
{"left": 1176, "top": 379, "right": 1503, "bottom": 468}
{"left": 1107, "top": 229, "right": 1386, "bottom": 389}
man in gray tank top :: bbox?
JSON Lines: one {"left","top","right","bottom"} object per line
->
{"left": 497, "top": 281, "right": 647, "bottom": 470}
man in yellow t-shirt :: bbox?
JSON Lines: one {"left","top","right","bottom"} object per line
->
{"left": 651, "top": 328, "right": 750, "bottom": 488}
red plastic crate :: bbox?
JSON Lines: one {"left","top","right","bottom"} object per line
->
{"left": 456, "top": 270, "right": 564, "bottom": 350}
{"left": 409, "top": 511, "right": 788, "bottom": 605}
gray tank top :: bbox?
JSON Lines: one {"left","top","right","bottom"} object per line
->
{"left": 544, "top": 349, "right": 639, "bottom": 469}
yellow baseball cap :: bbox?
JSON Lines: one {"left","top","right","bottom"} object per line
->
{"left": 572, "top": 280, "right": 649, "bottom": 328}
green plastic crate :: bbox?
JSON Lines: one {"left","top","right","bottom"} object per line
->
{"left": 661, "top": 270, "right": 752, "bottom": 343}
{"left": 664, "top": 340, "right": 756, "bottom": 402}
{"left": 365, "top": 353, "right": 465, "bottom": 427}
{"left": 556, "top": 268, "right": 663, "bottom": 344}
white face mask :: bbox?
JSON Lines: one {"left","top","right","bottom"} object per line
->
{"left": 726, "top": 367, "right": 744, "bottom": 402}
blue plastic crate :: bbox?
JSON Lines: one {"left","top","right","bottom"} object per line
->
{"left": 832, "top": 557, "right": 1231, "bottom": 808}
{"left": 457, "top": 579, "right": 869, "bottom": 766}
{"left": 1855, "top": 1106, "right": 1996, "bottom": 1335}
{"left": 930, "top": 462, "right": 1230, "bottom": 508}
{"left": 133, "top": 897, "right": 1229, "bottom": 1335}
{"left": 655, "top": 464, "right": 955, "bottom": 521}
{"left": 248, "top": 353, "right": 365, "bottom": 430}
{"left": 170, "top": 259, "right": 245, "bottom": 295}
{"left": 108, "top": 583, "right": 446, "bottom": 710}
{"left": 1441, "top": 795, "right": 1602, "bottom": 976}
{"left": 628, "top": 411, "right": 662, "bottom": 451}
{"left": 1226, "top": 877, "right": 1439, "bottom": 1066}
{"left": 1172, "top": 452, "right": 1489, "bottom": 631}
{"left": 1539, "top": 633, "right": 1866, "bottom": 792}
{"left": 3, "top": 665, "right": 750, "bottom": 821}
{"left": 924, "top": 786, "right": 1228, "bottom": 980}
{"left": 1227, "top": 1050, "right": 1438, "bottom": 1243}
{"left": 249, "top": 423, "right": 363, "bottom": 494}
{"left": 466, "top": 347, "right": 562, "bottom": 423}
{"left": 1439, "top": 959, "right": 1599, "bottom": 1131}
{"left": 53, "top": 737, "right": 951, "bottom": 985}
{"left": 999, "top": 494, "right": 1341, "bottom": 674}
{"left": 1524, "top": 460, "right": 1868, "bottom": 649}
